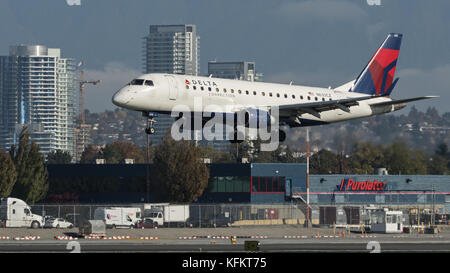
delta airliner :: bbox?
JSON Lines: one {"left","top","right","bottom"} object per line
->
{"left": 112, "top": 33, "right": 437, "bottom": 142}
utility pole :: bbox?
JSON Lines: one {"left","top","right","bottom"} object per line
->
{"left": 305, "top": 127, "right": 311, "bottom": 228}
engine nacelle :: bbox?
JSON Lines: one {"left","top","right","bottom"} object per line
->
{"left": 235, "top": 108, "right": 277, "bottom": 129}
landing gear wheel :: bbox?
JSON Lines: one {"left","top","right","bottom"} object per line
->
{"left": 145, "top": 127, "right": 155, "bottom": 135}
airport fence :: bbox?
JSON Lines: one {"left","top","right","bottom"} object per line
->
{"left": 2, "top": 202, "right": 447, "bottom": 228}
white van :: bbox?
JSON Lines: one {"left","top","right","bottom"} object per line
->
{"left": 94, "top": 207, "right": 141, "bottom": 228}
{"left": 0, "top": 198, "right": 45, "bottom": 228}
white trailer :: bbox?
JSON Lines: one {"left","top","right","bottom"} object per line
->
{"left": 370, "top": 209, "right": 403, "bottom": 233}
{"left": 0, "top": 198, "right": 45, "bottom": 228}
{"left": 147, "top": 204, "right": 189, "bottom": 227}
{"left": 94, "top": 207, "right": 142, "bottom": 228}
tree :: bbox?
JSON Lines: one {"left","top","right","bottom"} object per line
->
{"left": 9, "top": 127, "right": 48, "bottom": 204}
{"left": 0, "top": 150, "right": 17, "bottom": 198}
{"left": 80, "top": 145, "right": 101, "bottom": 163}
{"left": 101, "top": 141, "right": 146, "bottom": 163}
{"left": 310, "top": 149, "right": 339, "bottom": 174}
{"left": 350, "top": 142, "right": 384, "bottom": 174}
{"left": 46, "top": 150, "right": 72, "bottom": 164}
{"left": 152, "top": 133, "right": 209, "bottom": 202}
{"left": 383, "top": 142, "right": 427, "bottom": 175}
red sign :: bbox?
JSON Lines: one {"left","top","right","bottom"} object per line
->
{"left": 338, "top": 178, "right": 386, "bottom": 191}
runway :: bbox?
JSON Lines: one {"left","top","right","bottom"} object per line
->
{"left": 1, "top": 238, "right": 449, "bottom": 253}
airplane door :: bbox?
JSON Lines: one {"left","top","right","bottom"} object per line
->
{"left": 165, "top": 75, "right": 178, "bottom": 100}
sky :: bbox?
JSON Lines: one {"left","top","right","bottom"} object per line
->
{"left": 0, "top": 0, "right": 449, "bottom": 113}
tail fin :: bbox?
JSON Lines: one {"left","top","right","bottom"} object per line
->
{"left": 350, "top": 33, "right": 402, "bottom": 96}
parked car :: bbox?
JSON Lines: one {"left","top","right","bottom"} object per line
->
{"left": 188, "top": 215, "right": 233, "bottom": 228}
{"left": 136, "top": 218, "right": 158, "bottom": 229}
{"left": 210, "top": 215, "right": 233, "bottom": 228}
{"left": 44, "top": 218, "right": 74, "bottom": 229}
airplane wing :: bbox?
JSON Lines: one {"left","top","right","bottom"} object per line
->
{"left": 368, "top": 96, "right": 439, "bottom": 107}
{"left": 274, "top": 95, "right": 379, "bottom": 118}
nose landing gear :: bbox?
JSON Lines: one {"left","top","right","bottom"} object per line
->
{"left": 145, "top": 120, "right": 156, "bottom": 135}
{"left": 143, "top": 112, "right": 157, "bottom": 135}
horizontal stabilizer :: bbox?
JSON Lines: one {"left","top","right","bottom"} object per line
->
{"left": 370, "top": 96, "right": 439, "bottom": 107}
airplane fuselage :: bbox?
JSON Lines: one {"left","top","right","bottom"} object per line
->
{"left": 112, "top": 73, "right": 400, "bottom": 127}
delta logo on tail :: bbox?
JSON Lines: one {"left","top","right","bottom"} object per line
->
{"left": 351, "top": 33, "right": 402, "bottom": 96}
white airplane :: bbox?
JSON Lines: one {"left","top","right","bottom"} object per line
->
{"left": 112, "top": 33, "right": 437, "bottom": 142}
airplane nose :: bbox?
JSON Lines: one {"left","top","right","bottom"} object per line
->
{"left": 112, "top": 89, "right": 131, "bottom": 107}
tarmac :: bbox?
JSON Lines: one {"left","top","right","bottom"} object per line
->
{"left": 0, "top": 224, "right": 448, "bottom": 241}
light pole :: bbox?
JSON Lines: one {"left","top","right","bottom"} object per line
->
{"left": 305, "top": 127, "right": 310, "bottom": 227}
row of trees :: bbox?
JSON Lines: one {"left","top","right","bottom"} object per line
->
{"left": 48, "top": 133, "right": 210, "bottom": 203}
{"left": 0, "top": 128, "right": 48, "bottom": 204}
{"left": 308, "top": 142, "right": 450, "bottom": 175}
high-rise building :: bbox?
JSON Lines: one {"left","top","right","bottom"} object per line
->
{"left": 0, "top": 45, "right": 76, "bottom": 157}
{"left": 208, "top": 61, "right": 263, "bottom": 82}
{"left": 203, "top": 61, "right": 263, "bottom": 152}
{"left": 143, "top": 24, "right": 200, "bottom": 146}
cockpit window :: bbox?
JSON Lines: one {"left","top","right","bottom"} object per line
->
{"left": 129, "top": 79, "right": 145, "bottom": 85}
{"left": 145, "top": 80, "right": 154, "bottom": 86}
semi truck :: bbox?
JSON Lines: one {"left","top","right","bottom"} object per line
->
{"left": 146, "top": 204, "right": 190, "bottom": 227}
{"left": 94, "top": 207, "right": 142, "bottom": 228}
{"left": 0, "top": 197, "right": 45, "bottom": 228}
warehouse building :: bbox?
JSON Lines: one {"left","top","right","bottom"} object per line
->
{"left": 46, "top": 163, "right": 450, "bottom": 211}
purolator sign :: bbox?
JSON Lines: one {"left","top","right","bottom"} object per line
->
{"left": 337, "top": 178, "right": 387, "bottom": 192}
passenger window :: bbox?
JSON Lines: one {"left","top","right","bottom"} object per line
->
{"left": 223, "top": 88, "right": 227, "bottom": 93}
{"left": 193, "top": 86, "right": 197, "bottom": 90}
{"left": 300, "top": 96, "right": 303, "bottom": 100}
{"left": 307, "top": 96, "right": 311, "bottom": 100}
{"left": 269, "top": 93, "right": 273, "bottom": 97}
{"left": 238, "top": 90, "right": 242, "bottom": 94}
{"left": 276, "top": 93, "right": 280, "bottom": 98}
{"left": 185, "top": 85, "right": 189, "bottom": 90}
{"left": 284, "top": 94, "right": 288, "bottom": 98}
{"left": 145, "top": 80, "right": 154, "bottom": 86}
{"left": 315, "top": 97, "right": 318, "bottom": 101}
{"left": 231, "top": 89, "right": 234, "bottom": 93}
{"left": 200, "top": 86, "right": 204, "bottom": 91}
{"left": 208, "top": 87, "right": 211, "bottom": 91}
{"left": 262, "top": 92, "right": 265, "bottom": 96}
{"left": 216, "top": 88, "right": 219, "bottom": 92}
{"left": 245, "top": 90, "right": 249, "bottom": 95}
{"left": 292, "top": 95, "right": 295, "bottom": 99}
{"left": 322, "top": 98, "right": 325, "bottom": 101}
{"left": 253, "top": 91, "right": 257, "bottom": 95}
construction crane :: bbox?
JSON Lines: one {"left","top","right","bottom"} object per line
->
{"left": 79, "top": 70, "right": 100, "bottom": 124}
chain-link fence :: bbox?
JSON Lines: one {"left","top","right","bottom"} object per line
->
{"left": 1, "top": 201, "right": 447, "bottom": 229}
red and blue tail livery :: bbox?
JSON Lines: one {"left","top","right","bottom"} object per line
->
{"left": 351, "top": 33, "right": 402, "bottom": 96}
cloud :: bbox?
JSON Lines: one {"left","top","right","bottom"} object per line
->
{"left": 83, "top": 62, "right": 141, "bottom": 112}
{"left": 277, "top": 0, "right": 367, "bottom": 24}
{"left": 395, "top": 64, "right": 450, "bottom": 114}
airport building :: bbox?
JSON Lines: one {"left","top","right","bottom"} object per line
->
{"left": 46, "top": 163, "right": 450, "bottom": 213}
{"left": 142, "top": 24, "right": 200, "bottom": 146}
{"left": 0, "top": 45, "right": 76, "bottom": 156}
